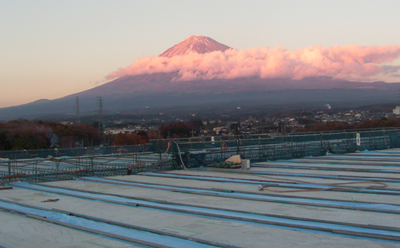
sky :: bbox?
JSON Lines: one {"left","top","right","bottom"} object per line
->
{"left": 1, "top": 0, "right": 400, "bottom": 108}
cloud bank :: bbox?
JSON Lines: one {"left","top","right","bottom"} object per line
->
{"left": 107, "top": 45, "right": 400, "bottom": 82}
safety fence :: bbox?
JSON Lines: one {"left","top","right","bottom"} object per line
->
{"left": 1, "top": 128, "right": 400, "bottom": 184}
{"left": 0, "top": 145, "right": 152, "bottom": 160}
{"left": 174, "top": 129, "right": 400, "bottom": 167}
{"left": 0, "top": 153, "right": 177, "bottom": 185}
{"left": 1, "top": 128, "right": 398, "bottom": 160}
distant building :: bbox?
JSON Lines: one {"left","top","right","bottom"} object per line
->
{"left": 104, "top": 128, "right": 142, "bottom": 135}
{"left": 393, "top": 106, "right": 400, "bottom": 115}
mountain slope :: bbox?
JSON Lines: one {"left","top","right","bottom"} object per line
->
{"left": 1, "top": 35, "right": 400, "bottom": 120}
{"left": 159, "top": 35, "right": 230, "bottom": 57}
{"left": 70, "top": 72, "right": 400, "bottom": 97}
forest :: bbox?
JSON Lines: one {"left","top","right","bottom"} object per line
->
{"left": 0, "top": 120, "right": 101, "bottom": 150}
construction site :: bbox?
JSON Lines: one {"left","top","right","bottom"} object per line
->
{"left": 1, "top": 129, "right": 400, "bottom": 247}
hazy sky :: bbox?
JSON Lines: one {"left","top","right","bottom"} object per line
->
{"left": 1, "top": 0, "right": 400, "bottom": 108}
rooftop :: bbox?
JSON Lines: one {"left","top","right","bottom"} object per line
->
{"left": 1, "top": 149, "right": 400, "bottom": 247}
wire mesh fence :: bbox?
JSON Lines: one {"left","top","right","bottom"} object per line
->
{"left": 0, "top": 145, "right": 152, "bottom": 160}
{"left": 1, "top": 128, "right": 400, "bottom": 185}
{"left": 174, "top": 128, "right": 400, "bottom": 168}
{"left": 0, "top": 153, "right": 177, "bottom": 185}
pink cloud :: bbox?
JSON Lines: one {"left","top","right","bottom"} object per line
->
{"left": 106, "top": 44, "right": 400, "bottom": 82}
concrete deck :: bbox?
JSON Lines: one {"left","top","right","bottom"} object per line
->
{"left": 1, "top": 149, "right": 400, "bottom": 247}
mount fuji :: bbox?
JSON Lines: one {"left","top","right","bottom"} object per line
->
{"left": 1, "top": 35, "right": 400, "bottom": 120}
{"left": 159, "top": 35, "right": 231, "bottom": 57}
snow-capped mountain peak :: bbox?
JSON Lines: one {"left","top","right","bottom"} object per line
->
{"left": 159, "top": 35, "right": 231, "bottom": 57}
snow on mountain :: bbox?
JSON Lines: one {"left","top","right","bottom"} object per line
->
{"left": 159, "top": 35, "right": 231, "bottom": 57}
{"left": 107, "top": 35, "right": 400, "bottom": 82}
{"left": 1, "top": 35, "right": 400, "bottom": 120}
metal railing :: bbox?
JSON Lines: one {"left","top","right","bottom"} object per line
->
{"left": 0, "top": 153, "right": 177, "bottom": 185}
{"left": 179, "top": 129, "right": 400, "bottom": 167}
{"left": 2, "top": 128, "right": 400, "bottom": 184}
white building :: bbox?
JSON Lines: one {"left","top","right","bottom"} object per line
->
{"left": 393, "top": 106, "right": 400, "bottom": 115}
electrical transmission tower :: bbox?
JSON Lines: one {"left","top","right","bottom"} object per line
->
{"left": 76, "top": 96, "right": 80, "bottom": 124}
{"left": 98, "top": 96, "right": 103, "bottom": 142}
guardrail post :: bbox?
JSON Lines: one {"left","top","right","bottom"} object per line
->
{"left": 34, "top": 160, "right": 38, "bottom": 183}
{"left": 90, "top": 156, "right": 94, "bottom": 176}
{"left": 56, "top": 160, "right": 60, "bottom": 181}
{"left": 8, "top": 161, "right": 11, "bottom": 183}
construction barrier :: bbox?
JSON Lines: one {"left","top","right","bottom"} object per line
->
{"left": 1, "top": 128, "right": 400, "bottom": 184}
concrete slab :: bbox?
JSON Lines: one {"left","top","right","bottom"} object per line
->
{"left": 2, "top": 148, "right": 400, "bottom": 247}
{"left": 101, "top": 173, "right": 400, "bottom": 205}
{"left": 0, "top": 210, "right": 136, "bottom": 248}
{"left": 0, "top": 185, "right": 396, "bottom": 248}
{"left": 22, "top": 179, "right": 399, "bottom": 229}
